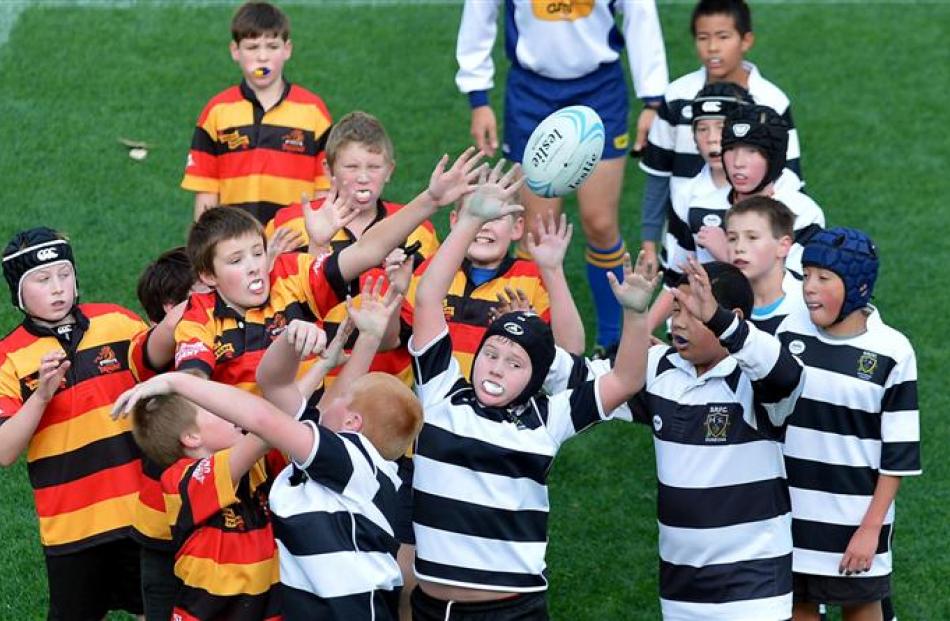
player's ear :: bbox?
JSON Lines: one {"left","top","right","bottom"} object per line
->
{"left": 197, "top": 270, "right": 217, "bottom": 289}
{"left": 509, "top": 214, "right": 525, "bottom": 242}
{"left": 180, "top": 426, "right": 201, "bottom": 449}
{"left": 345, "top": 411, "right": 363, "bottom": 433}
{"left": 229, "top": 41, "right": 240, "bottom": 63}
{"left": 776, "top": 234, "right": 792, "bottom": 259}
{"left": 741, "top": 31, "right": 755, "bottom": 53}
{"left": 448, "top": 209, "right": 459, "bottom": 228}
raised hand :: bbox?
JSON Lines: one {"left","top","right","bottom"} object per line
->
{"left": 426, "top": 147, "right": 487, "bottom": 207}
{"left": 670, "top": 256, "right": 718, "bottom": 322}
{"left": 525, "top": 211, "right": 572, "bottom": 271}
{"left": 346, "top": 276, "right": 403, "bottom": 341}
{"left": 487, "top": 286, "right": 534, "bottom": 323}
{"left": 462, "top": 159, "right": 525, "bottom": 222}
{"left": 267, "top": 226, "right": 304, "bottom": 268}
{"left": 383, "top": 246, "right": 414, "bottom": 296}
{"left": 35, "top": 351, "right": 70, "bottom": 403}
{"left": 303, "top": 186, "right": 359, "bottom": 249}
{"left": 283, "top": 319, "right": 327, "bottom": 360}
{"left": 111, "top": 374, "right": 176, "bottom": 419}
{"left": 318, "top": 316, "right": 353, "bottom": 370}
{"left": 607, "top": 250, "right": 661, "bottom": 313}
{"left": 696, "top": 225, "right": 729, "bottom": 261}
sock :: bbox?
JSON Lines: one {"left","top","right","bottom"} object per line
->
{"left": 585, "top": 239, "right": 626, "bottom": 347}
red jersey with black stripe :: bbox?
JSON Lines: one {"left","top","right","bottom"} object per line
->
{"left": 0, "top": 303, "right": 156, "bottom": 555}
{"left": 181, "top": 80, "right": 332, "bottom": 225}
{"left": 266, "top": 199, "right": 440, "bottom": 387}
{"left": 402, "top": 257, "right": 550, "bottom": 379}
{"left": 163, "top": 448, "right": 287, "bottom": 621}
{"left": 174, "top": 252, "right": 347, "bottom": 392}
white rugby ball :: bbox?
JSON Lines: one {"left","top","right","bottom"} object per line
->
{"left": 522, "top": 105, "right": 605, "bottom": 198}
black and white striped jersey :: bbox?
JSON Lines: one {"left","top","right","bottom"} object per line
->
{"left": 666, "top": 174, "right": 824, "bottom": 284}
{"left": 641, "top": 61, "right": 802, "bottom": 196}
{"left": 269, "top": 423, "right": 403, "bottom": 621}
{"left": 408, "top": 328, "right": 613, "bottom": 592}
{"left": 548, "top": 312, "right": 805, "bottom": 620}
{"left": 777, "top": 308, "right": 921, "bottom": 578}
{"left": 750, "top": 270, "right": 806, "bottom": 336}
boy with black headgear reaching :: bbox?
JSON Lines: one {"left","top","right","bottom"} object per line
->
{"left": 776, "top": 228, "right": 920, "bottom": 621}
{"left": 407, "top": 161, "right": 660, "bottom": 620}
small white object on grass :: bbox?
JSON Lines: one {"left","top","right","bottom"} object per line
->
{"left": 129, "top": 147, "right": 148, "bottom": 161}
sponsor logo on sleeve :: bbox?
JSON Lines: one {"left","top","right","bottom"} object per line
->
{"left": 175, "top": 341, "right": 211, "bottom": 366}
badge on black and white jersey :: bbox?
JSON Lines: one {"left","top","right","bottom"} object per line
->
{"left": 788, "top": 339, "right": 806, "bottom": 355}
{"left": 704, "top": 405, "right": 730, "bottom": 443}
{"left": 857, "top": 351, "right": 878, "bottom": 381}
{"left": 652, "top": 414, "right": 663, "bottom": 433}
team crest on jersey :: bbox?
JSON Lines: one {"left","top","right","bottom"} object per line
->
{"left": 219, "top": 129, "right": 250, "bottom": 151}
{"left": 532, "top": 0, "right": 594, "bottom": 21}
{"left": 857, "top": 351, "right": 878, "bottom": 381}
{"left": 704, "top": 405, "right": 730, "bottom": 442}
{"left": 267, "top": 312, "right": 287, "bottom": 339}
{"left": 702, "top": 213, "right": 722, "bottom": 227}
{"left": 282, "top": 129, "right": 306, "bottom": 153}
{"left": 652, "top": 414, "right": 663, "bottom": 433}
{"left": 221, "top": 506, "right": 246, "bottom": 530}
{"left": 95, "top": 345, "right": 121, "bottom": 374}
{"left": 788, "top": 339, "right": 806, "bottom": 355}
{"left": 682, "top": 105, "right": 693, "bottom": 120}
{"left": 214, "top": 339, "right": 235, "bottom": 360}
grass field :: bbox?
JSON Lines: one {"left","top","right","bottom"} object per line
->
{"left": 0, "top": 1, "right": 948, "bottom": 619}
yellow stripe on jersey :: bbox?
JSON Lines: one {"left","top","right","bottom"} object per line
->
{"left": 28, "top": 404, "right": 132, "bottom": 461}
{"left": 38, "top": 493, "right": 138, "bottom": 547}
{"left": 174, "top": 556, "right": 280, "bottom": 597}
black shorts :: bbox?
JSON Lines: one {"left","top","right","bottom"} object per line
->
{"left": 793, "top": 572, "right": 891, "bottom": 606}
{"left": 394, "top": 455, "right": 415, "bottom": 545}
{"left": 45, "top": 538, "right": 144, "bottom": 620}
{"left": 140, "top": 545, "right": 181, "bottom": 621}
{"left": 411, "top": 587, "right": 548, "bottom": 621}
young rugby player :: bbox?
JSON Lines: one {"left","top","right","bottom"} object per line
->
{"left": 407, "top": 163, "right": 659, "bottom": 619}
{"left": 0, "top": 228, "right": 178, "bottom": 620}
{"left": 640, "top": 0, "right": 802, "bottom": 266}
{"left": 173, "top": 148, "right": 484, "bottom": 393}
{"left": 181, "top": 1, "right": 332, "bottom": 225}
{"left": 726, "top": 196, "right": 805, "bottom": 334}
{"left": 776, "top": 228, "right": 920, "bottom": 621}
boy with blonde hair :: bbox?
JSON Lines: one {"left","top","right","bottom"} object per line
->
{"left": 182, "top": 1, "right": 333, "bottom": 225}
{"left": 174, "top": 148, "right": 484, "bottom": 392}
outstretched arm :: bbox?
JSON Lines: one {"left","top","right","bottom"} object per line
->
{"left": 413, "top": 161, "right": 524, "bottom": 350}
{"left": 113, "top": 372, "right": 312, "bottom": 477}
{"left": 526, "top": 211, "right": 585, "bottom": 354}
{"left": 337, "top": 148, "right": 486, "bottom": 283}
{"left": 597, "top": 251, "right": 660, "bottom": 413}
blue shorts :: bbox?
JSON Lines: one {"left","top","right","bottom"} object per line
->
{"left": 503, "top": 61, "right": 630, "bottom": 163}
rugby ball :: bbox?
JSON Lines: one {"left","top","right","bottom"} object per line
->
{"left": 522, "top": 105, "right": 605, "bottom": 198}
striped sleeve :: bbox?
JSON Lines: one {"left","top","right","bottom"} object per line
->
{"left": 879, "top": 346, "right": 921, "bottom": 475}
{"left": 173, "top": 295, "right": 217, "bottom": 377}
{"left": 0, "top": 350, "right": 22, "bottom": 421}
{"left": 545, "top": 377, "right": 606, "bottom": 445}
{"left": 303, "top": 252, "right": 348, "bottom": 320}
{"left": 782, "top": 105, "right": 802, "bottom": 179}
{"left": 173, "top": 452, "right": 238, "bottom": 536}
{"left": 542, "top": 346, "right": 590, "bottom": 394}
{"left": 181, "top": 100, "right": 221, "bottom": 194}
{"left": 128, "top": 325, "right": 163, "bottom": 382}
{"left": 640, "top": 97, "right": 676, "bottom": 176}
{"left": 409, "top": 328, "right": 463, "bottom": 408}
{"left": 296, "top": 422, "right": 354, "bottom": 495}
{"left": 708, "top": 309, "right": 804, "bottom": 427}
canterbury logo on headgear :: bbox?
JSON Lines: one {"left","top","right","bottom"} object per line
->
{"left": 702, "top": 101, "right": 722, "bottom": 113}
{"left": 36, "top": 248, "right": 59, "bottom": 261}
{"left": 503, "top": 321, "right": 524, "bottom": 336}
{"left": 732, "top": 123, "right": 751, "bottom": 138}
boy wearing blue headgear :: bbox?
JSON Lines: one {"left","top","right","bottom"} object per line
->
{"left": 776, "top": 228, "right": 921, "bottom": 621}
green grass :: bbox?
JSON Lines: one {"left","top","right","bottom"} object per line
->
{"left": 1, "top": 3, "right": 948, "bottom": 619}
